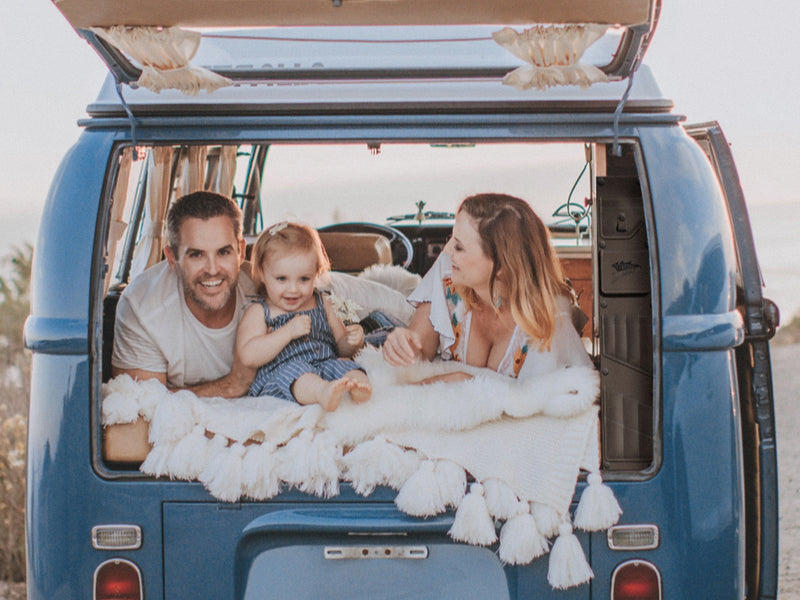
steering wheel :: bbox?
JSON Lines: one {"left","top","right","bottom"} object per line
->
{"left": 318, "top": 222, "right": 414, "bottom": 269}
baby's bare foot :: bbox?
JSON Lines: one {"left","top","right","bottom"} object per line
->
{"left": 318, "top": 378, "right": 349, "bottom": 412}
{"left": 344, "top": 371, "right": 372, "bottom": 403}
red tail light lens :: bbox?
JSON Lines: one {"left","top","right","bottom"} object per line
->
{"left": 94, "top": 559, "right": 142, "bottom": 600}
{"left": 612, "top": 560, "right": 661, "bottom": 600}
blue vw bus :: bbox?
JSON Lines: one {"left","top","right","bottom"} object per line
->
{"left": 24, "top": 0, "right": 779, "bottom": 598}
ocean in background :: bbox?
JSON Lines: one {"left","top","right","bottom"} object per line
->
{"left": 750, "top": 200, "right": 800, "bottom": 322}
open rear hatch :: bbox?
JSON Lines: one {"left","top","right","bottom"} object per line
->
{"left": 51, "top": 0, "right": 660, "bottom": 88}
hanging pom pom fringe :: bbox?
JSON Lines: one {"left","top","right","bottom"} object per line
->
{"left": 498, "top": 501, "right": 550, "bottom": 564}
{"left": 532, "top": 502, "right": 562, "bottom": 539}
{"left": 199, "top": 442, "right": 246, "bottom": 503}
{"left": 341, "top": 436, "right": 418, "bottom": 496}
{"left": 483, "top": 478, "right": 520, "bottom": 520}
{"left": 395, "top": 460, "right": 445, "bottom": 516}
{"left": 241, "top": 442, "right": 281, "bottom": 500}
{"left": 574, "top": 472, "right": 622, "bottom": 531}
{"left": 449, "top": 482, "right": 497, "bottom": 546}
{"left": 166, "top": 425, "right": 211, "bottom": 480}
{"left": 547, "top": 522, "right": 594, "bottom": 590}
{"left": 148, "top": 390, "right": 196, "bottom": 445}
{"left": 435, "top": 460, "right": 467, "bottom": 509}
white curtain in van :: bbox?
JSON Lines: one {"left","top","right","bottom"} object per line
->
{"left": 91, "top": 26, "right": 232, "bottom": 95}
{"left": 492, "top": 24, "right": 609, "bottom": 90}
{"left": 103, "top": 147, "right": 134, "bottom": 296}
{"left": 180, "top": 145, "right": 208, "bottom": 196}
{"left": 131, "top": 146, "right": 174, "bottom": 277}
{"left": 213, "top": 146, "right": 238, "bottom": 197}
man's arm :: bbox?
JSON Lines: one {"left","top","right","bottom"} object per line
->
{"left": 112, "top": 361, "right": 256, "bottom": 398}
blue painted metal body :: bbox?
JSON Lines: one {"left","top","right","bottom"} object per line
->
{"left": 24, "top": 90, "right": 771, "bottom": 599}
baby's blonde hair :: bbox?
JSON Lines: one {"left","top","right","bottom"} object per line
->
{"left": 251, "top": 222, "right": 330, "bottom": 294}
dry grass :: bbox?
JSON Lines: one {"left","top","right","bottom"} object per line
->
{"left": 0, "top": 247, "right": 31, "bottom": 584}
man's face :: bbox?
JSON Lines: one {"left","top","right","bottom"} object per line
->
{"left": 165, "top": 216, "right": 245, "bottom": 321}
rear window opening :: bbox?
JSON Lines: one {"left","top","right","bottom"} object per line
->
{"left": 98, "top": 140, "right": 654, "bottom": 475}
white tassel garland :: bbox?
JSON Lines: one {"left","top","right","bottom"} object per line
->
{"left": 395, "top": 460, "right": 445, "bottom": 516}
{"left": 148, "top": 390, "right": 196, "bottom": 445}
{"left": 532, "top": 502, "right": 562, "bottom": 538}
{"left": 166, "top": 425, "right": 211, "bottom": 480}
{"left": 483, "top": 478, "right": 520, "bottom": 520}
{"left": 435, "top": 460, "right": 467, "bottom": 508}
{"left": 574, "top": 472, "right": 622, "bottom": 531}
{"left": 101, "top": 376, "right": 142, "bottom": 424}
{"left": 140, "top": 442, "right": 174, "bottom": 477}
{"left": 199, "top": 442, "right": 246, "bottom": 503}
{"left": 498, "top": 501, "right": 550, "bottom": 564}
{"left": 341, "top": 436, "right": 418, "bottom": 496}
{"left": 448, "top": 482, "right": 497, "bottom": 546}
{"left": 241, "top": 443, "right": 281, "bottom": 500}
{"left": 275, "top": 431, "right": 341, "bottom": 498}
{"left": 547, "top": 522, "right": 594, "bottom": 590}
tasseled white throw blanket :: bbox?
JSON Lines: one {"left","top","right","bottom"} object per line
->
{"left": 102, "top": 347, "right": 621, "bottom": 590}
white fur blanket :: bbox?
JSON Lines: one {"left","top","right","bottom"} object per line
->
{"left": 102, "top": 347, "right": 619, "bottom": 589}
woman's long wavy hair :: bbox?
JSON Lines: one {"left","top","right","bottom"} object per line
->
{"left": 457, "top": 193, "right": 570, "bottom": 350}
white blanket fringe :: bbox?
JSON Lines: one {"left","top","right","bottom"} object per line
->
{"left": 102, "top": 346, "right": 618, "bottom": 589}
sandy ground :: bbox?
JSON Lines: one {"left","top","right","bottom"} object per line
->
{"left": 774, "top": 342, "right": 799, "bottom": 599}
{"left": 1, "top": 343, "right": 797, "bottom": 599}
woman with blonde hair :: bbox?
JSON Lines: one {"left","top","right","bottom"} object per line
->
{"left": 382, "top": 193, "right": 590, "bottom": 381}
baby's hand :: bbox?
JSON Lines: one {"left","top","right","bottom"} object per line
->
{"left": 287, "top": 314, "right": 312, "bottom": 339}
{"left": 344, "top": 324, "right": 364, "bottom": 348}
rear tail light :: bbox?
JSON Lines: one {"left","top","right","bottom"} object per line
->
{"left": 611, "top": 559, "right": 661, "bottom": 600}
{"left": 94, "top": 558, "right": 142, "bottom": 600}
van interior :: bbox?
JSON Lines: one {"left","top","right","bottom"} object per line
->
{"left": 100, "top": 140, "right": 654, "bottom": 474}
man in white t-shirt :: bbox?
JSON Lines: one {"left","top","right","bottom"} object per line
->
{"left": 112, "top": 191, "right": 257, "bottom": 397}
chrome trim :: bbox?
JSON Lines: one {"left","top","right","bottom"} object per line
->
{"left": 91, "top": 524, "right": 143, "bottom": 550}
{"left": 324, "top": 545, "right": 429, "bottom": 559}
{"left": 607, "top": 524, "right": 659, "bottom": 550}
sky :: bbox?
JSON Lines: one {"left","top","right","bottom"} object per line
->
{"left": 1, "top": 0, "right": 799, "bottom": 310}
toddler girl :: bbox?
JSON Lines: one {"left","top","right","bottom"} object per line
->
{"left": 237, "top": 221, "right": 372, "bottom": 411}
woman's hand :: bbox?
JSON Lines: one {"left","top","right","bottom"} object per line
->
{"left": 414, "top": 371, "right": 474, "bottom": 385}
{"left": 382, "top": 327, "right": 424, "bottom": 366}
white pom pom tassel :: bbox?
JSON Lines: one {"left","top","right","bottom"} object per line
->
{"left": 434, "top": 460, "right": 467, "bottom": 509}
{"left": 148, "top": 390, "right": 196, "bottom": 445}
{"left": 140, "top": 442, "right": 174, "bottom": 478}
{"left": 299, "top": 431, "right": 341, "bottom": 499}
{"left": 199, "top": 442, "right": 246, "bottom": 503}
{"left": 341, "top": 436, "right": 417, "bottom": 496}
{"left": 275, "top": 430, "right": 316, "bottom": 489}
{"left": 483, "top": 478, "right": 519, "bottom": 520}
{"left": 448, "top": 482, "right": 497, "bottom": 546}
{"left": 241, "top": 442, "right": 281, "bottom": 500}
{"left": 166, "top": 425, "right": 210, "bottom": 480}
{"left": 547, "top": 522, "right": 594, "bottom": 590}
{"left": 395, "top": 460, "right": 445, "bottom": 517}
{"left": 498, "top": 501, "right": 549, "bottom": 565}
{"left": 532, "top": 502, "right": 562, "bottom": 538}
{"left": 275, "top": 430, "right": 341, "bottom": 498}
{"left": 574, "top": 472, "right": 622, "bottom": 531}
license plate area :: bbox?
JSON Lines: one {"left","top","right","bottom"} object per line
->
{"left": 324, "top": 545, "right": 429, "bottom": 560}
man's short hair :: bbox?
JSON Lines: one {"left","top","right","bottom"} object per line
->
{"left": 167, "top": 191, "right": 243, "bottom": 251}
